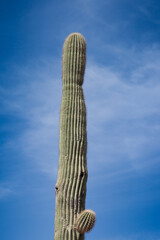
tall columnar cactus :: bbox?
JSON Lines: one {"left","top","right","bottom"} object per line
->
{"left": 54, "top": 33, "right": 95, "bottom": 240}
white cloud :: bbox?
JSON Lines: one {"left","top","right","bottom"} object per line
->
{"left": 0, "top": 184, "right": 13, "bottom": 200}
{"left": 1, "top": 58, "right": 61, "bottom": 179}
{"left": 2, "top": 45, "right": 160, "bottom": 181}
{"left": 85, "top": 46, "right": 160, "bottom": 177}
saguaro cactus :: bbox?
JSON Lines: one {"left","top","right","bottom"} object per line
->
{"left": 54, "top": 33, "right": 95, "bottom": 240}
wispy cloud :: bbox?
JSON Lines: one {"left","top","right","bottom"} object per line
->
{"left": 1, "top": 44, "right": 160, "bottom": 182}
{"left": 0, "top": 184, "right": 13, "bottom": 200}
{"left": 1, "top": 57, "right": 61, "bottom": 178}
{"left": 85, "top": 45, "right": 160, "bottom": 179}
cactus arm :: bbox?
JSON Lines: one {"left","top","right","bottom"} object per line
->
{"left": 75, "top": 210, "right": 96, "bottom": 234}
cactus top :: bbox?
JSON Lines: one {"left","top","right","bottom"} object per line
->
{"left": 62, "top": 33, "right": 86, "bottom": 86}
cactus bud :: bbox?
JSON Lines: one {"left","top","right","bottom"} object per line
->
{"left": 75, "top": 209, "right": 96, "bottom": 234}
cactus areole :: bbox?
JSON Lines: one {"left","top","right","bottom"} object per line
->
{"left": 54, "top": 33, "right": 95, "bottom": 240}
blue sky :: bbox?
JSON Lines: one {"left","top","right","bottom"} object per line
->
{"left": 1, "top": 0, "right": 160, "bottom": 239}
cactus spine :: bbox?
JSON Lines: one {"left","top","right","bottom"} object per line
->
{"left": 54, "top": 33, "right": 95, "bottom": 240}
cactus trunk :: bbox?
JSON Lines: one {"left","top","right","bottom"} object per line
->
{"left": 54, "top": 33, "right": 87, "bottom": 240}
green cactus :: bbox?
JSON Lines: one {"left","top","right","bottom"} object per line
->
{"left": 75, "top": 210, "right": 96, "bottom": 234}
{"left": 54, "top": 33, "right": 95, "bottom": 240}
